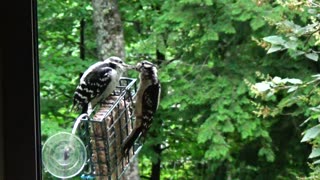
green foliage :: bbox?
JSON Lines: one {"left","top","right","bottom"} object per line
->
{"left": 38, "top": 0, "right": 318, "bottom": 179}
{"left": 38, "top": 0, "right": 97, "bottom": 133}
{"left": 119, "top": 0, "right": 312, "bottom": 179}
{"left": 249, "top": 0, "right": 320, "bottom": 178}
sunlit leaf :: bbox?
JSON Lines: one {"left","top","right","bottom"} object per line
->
{"left": 287, "top": 86, "right": 298, "bottom": 93}
{"left": 309, "top": 148, "right": 320, "bottom": 159}
{"left": 263, "top": 36, "right": 285, "bottom": 45}
{"left": 284, "top": 41, "right": 297, "bottom": 50}
{"left": 285, "top": 78, "right": 303, "bottom": 85}
{"left": 301, "top": 125, "right": 320, "bottom": 142}
{"left": 267, "top": 45, "right": 283, "bottom": 54}
{"left": 313, "top": 159, "right": 320, "bottom": 164}
{"left": 305, "top": 53, "right": 319, "bottom": 61}
{"left": 254, "top": 82, "right": 271, "bottom": 92}
{"left": 272, "top": 76, "right": 282, "bottom": 84}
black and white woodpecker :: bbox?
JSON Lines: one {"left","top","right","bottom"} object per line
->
{"left": 122, "top": 60, "right": 161, "bottom": 153}
{"left": 71, "top": 56, "right": 132, "bottom": 114}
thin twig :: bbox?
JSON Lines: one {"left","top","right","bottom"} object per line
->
{"left": 304, "top": 27, "right": 320, "bottom": 46}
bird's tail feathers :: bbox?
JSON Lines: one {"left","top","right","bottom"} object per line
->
{"left": 122, "top": 128, "right": 142, "bottom": 154}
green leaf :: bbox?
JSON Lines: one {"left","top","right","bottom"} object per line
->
{"left": 263, "top": 36, "right": 286, "bottom": 45}
{"left": 309, "top": 148, "right": 320, "bottom": 159}
{"left": 313, "top": 159, "right": 320, "bottom": 164}
{"left": 308, "top": 8, "right": 317, "bottom": 14}
{"left": 258, "top": 147, "right": 275, "bottom": 162}
{"left": 312, "top": 74, "right": 320, "bottom": 80}
{"left": 207, "top": 29, "right": 219, "bottom": 41}
{"left": 204, "top": 0, "right": 213, "bottom": 6}
{"left": 283, "top": 41, "right": 298, "bottom": 50}
{"left": 204, "top": 144, "right": 229, "bottom": 160}
{"left": 250, "top": 18, "right": 265, "bottom": 30}
{"left": 197, "top": 122, "right": 214, "bottom": 143}
{"left": 312, "top": 159, "right": 320, "bottom": 164}
{"left": 236, "top": 12, "right": 252, "bottom": 21}
{"left": 267, "top": 45, "right": 283, "bottom": 54}
{"left": 287, "top": 86, "right": 298, "bottom": 93}
{"left": 222, "top": 120, "right": 235, "bottom": 133}
{"left": 284, "top": 78, "right": 303, "bottom": 85}
{"left": 254, "top": 82, "right": 271, "bottom": 92}
{"left": 305, "top": 53, "right": 319, "bottom": 61}
{"left": 207, "top": 60, "right": 214, "bottom": 68}
{"left": 291, "top": 50, "right": 305, "bottom": 57}
{"left": 301, "top": 125, "right": 320, "bottom": 142}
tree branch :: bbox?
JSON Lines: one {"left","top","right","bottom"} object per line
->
{"left": 304, "top": 26, "right": 320, "bottom": 46}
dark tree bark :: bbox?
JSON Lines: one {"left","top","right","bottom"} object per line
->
{"left": 150, "top": 49, "right": 166, "bottom": 180}
{"left": 92, "top": 0, "right": 125, "bottom": 60}
{"left": 150, "top": 144, "right": 161, "bottom": 180}
{"left": 91, "top": 0, "right": 139, "bottom": 179}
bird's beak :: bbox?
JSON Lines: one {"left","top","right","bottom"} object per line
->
{"left": 123, "top": 63, "right": 136, "bottom": 69}
{"left": 135, "top": 62, "right": 143, "bottom": 72}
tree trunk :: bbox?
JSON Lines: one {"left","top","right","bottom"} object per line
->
{"left": 150, "top": 50, "right": 165, "bottom": 180}
{"left": 92, "top": 0, "right": 125, "bottom": 60}
{"left": 150, "top": 144, "right": 161, "bottom": 180}
{"left": 91, "top": 0, "right": 139, "bottom": 179}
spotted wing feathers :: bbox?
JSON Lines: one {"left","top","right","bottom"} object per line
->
{"left": 72, "top": 64, "right": 113, "bottom": 113}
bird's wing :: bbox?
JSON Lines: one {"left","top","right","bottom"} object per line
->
{"left": 141, "top": 81, "right": 161, "bottom": 129}
{"left": 122, "top": 81, "right": 160, "bottom": 154}
{"left": 82, "top": 64, "right": 113, "bottom": 99}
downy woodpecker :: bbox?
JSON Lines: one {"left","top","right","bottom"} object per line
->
{"left": 72, "top": 56, "right": 131, "bottom": 114}
{"left": 122, "top": 60, "right": 161, "bottom": 153}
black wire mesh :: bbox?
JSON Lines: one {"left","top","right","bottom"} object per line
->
{"left": 77, "top": 77, "right": 142, "bottom": 180}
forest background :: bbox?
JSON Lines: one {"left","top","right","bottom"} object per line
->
{"left": 38, "top": 0, "right": 320, "bottom": 179}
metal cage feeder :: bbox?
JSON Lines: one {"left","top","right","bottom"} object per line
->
{"left": 75, "top": 77, "right": 143, "bottom": 180}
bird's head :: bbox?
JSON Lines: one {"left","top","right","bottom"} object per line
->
{"left": 104, "top": 56, "right": 133, "bottom": 70}
{"left": 136, "top": 60, "right": 158, "bottom": 77}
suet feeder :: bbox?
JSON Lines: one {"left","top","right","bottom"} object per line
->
{"left": 42, "top": 77, "right": 143, "bottom": 180}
